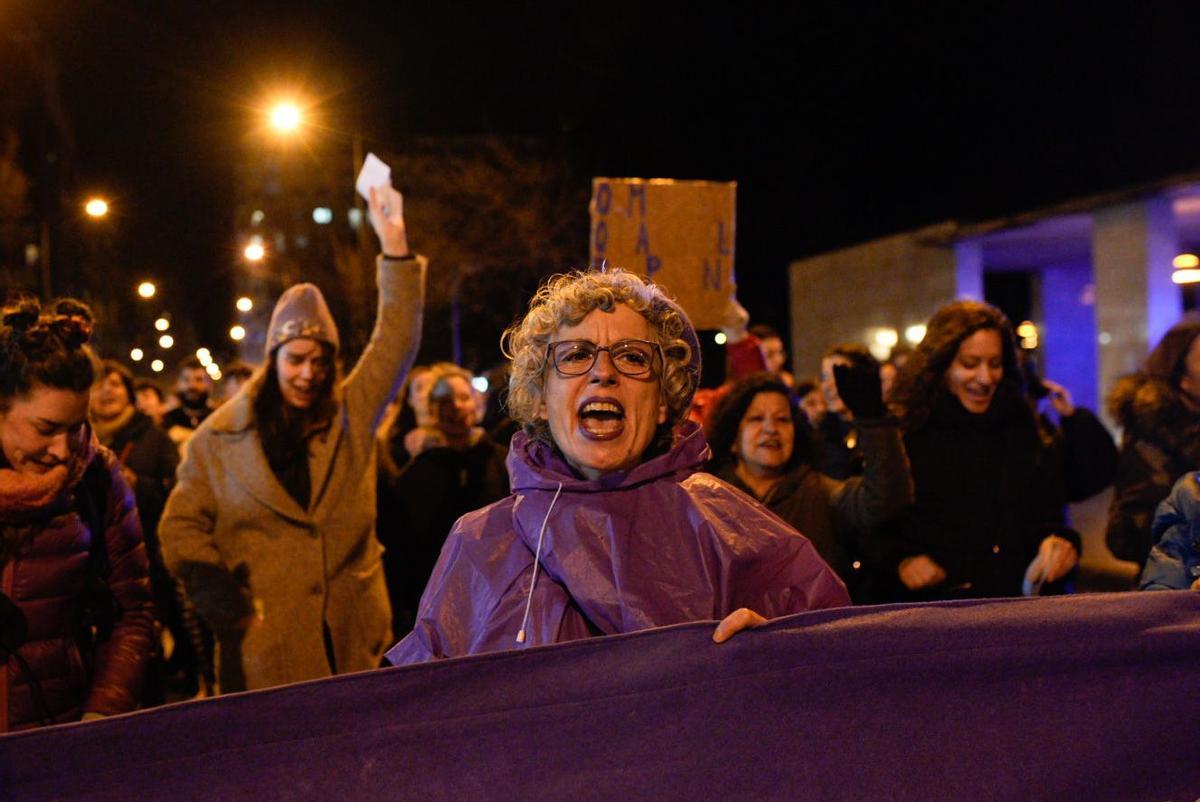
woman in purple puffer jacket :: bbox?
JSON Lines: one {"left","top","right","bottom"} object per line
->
{"left": 0, "top": 295, "right": 153, "bottom": 731}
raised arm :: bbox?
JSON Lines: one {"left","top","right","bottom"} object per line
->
{"left": 342, "top": 184, "right": 426, "bottom": 434}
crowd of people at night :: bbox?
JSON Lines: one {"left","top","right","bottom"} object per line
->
{"left": 4, "top": 180, "right": 1200, "bottom": 733}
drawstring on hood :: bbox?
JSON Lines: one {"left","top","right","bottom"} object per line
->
{"left": 516, "top": 481, "right": 563, "bottom": 644}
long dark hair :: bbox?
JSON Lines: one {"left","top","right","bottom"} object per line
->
{"left": 705, "top": 373, "right": 809, "bottom": 474}
{"left": 1142, "top": 314, "right": 1200, "bottom": 389}
{"left": 254, "top": 342, "right": 340, "bottom": 468}
{"left": 0, "top": 293, "right": 99, "bottom": 408}
{"left": 889, "top": 300, "right": 1024, "bottom": 430}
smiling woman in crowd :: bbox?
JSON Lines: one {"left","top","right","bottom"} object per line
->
{"left": 868, "top": 300, "right": 1079, "bottom": 602}
{"left": 0, "top": 297, "right": 153, "bottom": 730}
{"left": 704, "top": 370, "right": 912, "bottom": 598}
{"left": 387, "top": 268, "right": 848, "bottom": 664}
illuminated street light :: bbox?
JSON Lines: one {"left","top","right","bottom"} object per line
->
{"left": 236, "top": 296, "right": 254, "bottom": 312}
{"left": 84, "top": 198, "right": 109, "bottom": 218}
{"left": 137, "top": 281, "right": 156, "bottom": 299}
{"left": 154, "top": 317, "right": 170, "bottom": 332}
{"left": 159, "top": 334, "right": 175, "bottom": 349}
{"left": 244, "top": 242, "right": 265, "bottom": 262}
{"left": 230, "top": 325, "right": 247, "bottom": 341}
{"left": 269, "top": 102, "right": 302, "bottom": 132}
{"left": 130, "top": 348, "right": 144, "bottom": 362}
{"left": 151, "top": 359, "right": 164, "bottom": 373}
{"left": 713, "top": 332, "right": 728, "bottom": 346}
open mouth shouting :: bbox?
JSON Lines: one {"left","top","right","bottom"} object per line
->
{"left": 578, "top": 397, "right": 625, "bottom": 440}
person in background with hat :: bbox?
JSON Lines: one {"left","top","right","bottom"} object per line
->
{"left": 160, "top": 183, "right": 424, "bottom": 693}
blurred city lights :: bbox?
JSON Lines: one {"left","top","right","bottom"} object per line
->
{"left": 244, "top": 242, "right": 265, "bottom": 262}
{"left": 1017, "top": 320, "right": 1039, "bottom": 350}
{"left": 471, "top": 376, "right": 489, "bottom": 394}
{"left": 137, "top": 281, "right": 157, "bottom": 299}
{"left": 269, "top": 102, "right": 302, "bottom": 132}
{"left": 714, "top": 331, "right": 728, "bottom": 345}
{"left": 151, "top": 359, "right": 165, "bottom": 373}
{"left": 312, "top": 207, "right": 333, "bottom": 224}
{"left": 251, "top": 209, "right": 265, "bottom": 225}
{"left": 230, "top": 325, "right": 247, "bottom": 341}
{"left": 1172, "top": 268, "right": 1200, "bottom": 284}
{"left": 1173, "top": 253, "right": 1199, "bottom": 269}
{"left": 159, "top": 334, "right": 175, "bottom": 349}
{"left": 130, "top": 348, "right": 144, "bottom": 362}
{"left": 196, "top": 347, "right": 211, "bottom": 360}
{"left": 904, "top": 324, "right": 927, "bottom": 344}
{"left": 347, "top": 208, "right": 363, "bottom": 229}
{"left": 867, "top": 327, "right": 899, "bottom": 361}
{"left": 236, "top": 296, "right": 254, "bottom": 312}
{"left": 154, "top": 317, "right": 170, "bottom": 331}
{"left": 84, "top": 198, "right": 109, "bottom": 218}
{"left": 206, "top": 362, "right": 222, "bottom": 379}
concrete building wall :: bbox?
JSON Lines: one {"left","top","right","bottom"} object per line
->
{"left": 1092, "top": 198, "right": 1180, "bottom": 426}
{"left": 788, "top": 225, "right": 958, "bottom": 379}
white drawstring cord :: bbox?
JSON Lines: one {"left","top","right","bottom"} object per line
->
{"left": 516, "top": 482, "right": 563, "bottom": 645}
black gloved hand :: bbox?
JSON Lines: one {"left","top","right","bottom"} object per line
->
{"left": 833, "top": 362, "right": 887, "bottom": 419}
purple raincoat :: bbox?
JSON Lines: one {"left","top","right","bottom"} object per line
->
{"left": 386, "top": 421, "right": 849, "bottom": 664}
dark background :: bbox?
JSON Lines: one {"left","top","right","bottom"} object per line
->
{"left": 10, "top": 1, "right": 1200, "bottom": 362}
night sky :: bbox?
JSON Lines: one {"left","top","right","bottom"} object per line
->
{"left": 14, "top": 1, "right": 1200, "bottom": 353}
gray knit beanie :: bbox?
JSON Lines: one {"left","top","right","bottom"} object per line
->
{"left": 265, "top": 283, "right": 340, "bottom": 358}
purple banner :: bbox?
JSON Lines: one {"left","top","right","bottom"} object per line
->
{"left": 2, "top": 591, "right": 1197, "bottom": 800}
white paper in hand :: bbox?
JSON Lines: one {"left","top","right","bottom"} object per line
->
{"left": 356, "top": 152, "right": 393, "bottom": 201}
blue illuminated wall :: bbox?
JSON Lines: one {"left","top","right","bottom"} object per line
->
{"left": 1040, "top": 260, "right": 1098, "bottom": 412}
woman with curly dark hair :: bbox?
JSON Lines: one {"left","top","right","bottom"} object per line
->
{"left": 705, "top": 371, "right": 912, "bottom": 596}
{"left": 1106, "top": 316, "right": 1200, "bottom": 569}
{"left": 871, "top": 300, "right": 1079, "bottom": 602}
{"left": 0, "top": 294, "right": 153, "bottom": 730}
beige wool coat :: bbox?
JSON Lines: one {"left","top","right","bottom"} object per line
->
{"left": 160, "top": 256, "right": 425, "bottom": 692}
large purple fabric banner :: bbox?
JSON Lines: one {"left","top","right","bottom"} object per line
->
{"left": 2, "top": 591, "right": 1197, "bottom": 800}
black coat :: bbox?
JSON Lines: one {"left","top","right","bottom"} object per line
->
{"left": 869, "top": 387, "right": 1074, "bottom": 602}
{"left": 104, "top": 412, "right": 179, "bottom": 555}
{"left": 380, "top": 435, "right": 510, "bottom": 636}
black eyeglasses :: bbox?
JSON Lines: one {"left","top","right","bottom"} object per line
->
{"left": 546, "top": 339, "right": 663, "bottom": 377}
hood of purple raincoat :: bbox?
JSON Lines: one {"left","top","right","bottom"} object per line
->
{"left": 387, "top": 422, "right": 849, "bottom": 665}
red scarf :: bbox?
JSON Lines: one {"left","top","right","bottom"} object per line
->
{"left": 0, "top": 428, "right": 97, "bottom": 525}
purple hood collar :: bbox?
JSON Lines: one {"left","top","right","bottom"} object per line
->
{"left": 506, "top": 420, "right": 711, "bottom": 493}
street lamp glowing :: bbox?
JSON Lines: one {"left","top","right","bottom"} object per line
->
{"left": 154, "top": 317, "right": 170, "bottom": 331}
{"left": 269, "top": 102, "right": 302, "bottom": 132}
{"left": 236, "top": 296, "right": 254, "bottom": 312}
{"left": 84, "top": 198, "right": 109, "bottom": 218}
{"left": 244, "top": 243, "right": 265, "bottom": 262}
{"left": 158, "top": 334, "right": 175, "bottom": 349}
{"left": 151, "top": 359, "right": 164, "bottom": 373}
{"left": 130, "top": 348, "right": 144, "bottom": 362}
{"left": 137, "top": 281, "right": 156, "bottom": 299}
{"left": 230, "top": 325, "right": 246, "bottom": 341}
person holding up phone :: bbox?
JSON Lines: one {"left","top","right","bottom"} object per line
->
{"left": 160, "top": 179, "right": 425, "bottom": 693}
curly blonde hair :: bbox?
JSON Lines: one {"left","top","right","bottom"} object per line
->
{"left": 501, "top": 268, "right": 698, "bottom": 445}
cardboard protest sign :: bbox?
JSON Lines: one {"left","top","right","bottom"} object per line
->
{"left": 589, "top": 178, "right": 736, "bottom": 330}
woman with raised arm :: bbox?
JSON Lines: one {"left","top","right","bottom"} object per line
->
{"left": 160, "top": 184, "right": 425, "bottom": 692}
